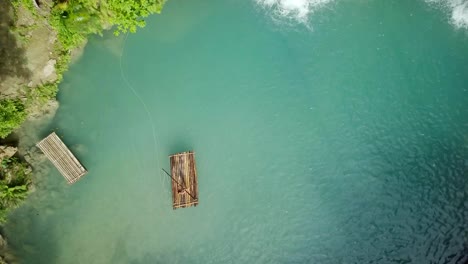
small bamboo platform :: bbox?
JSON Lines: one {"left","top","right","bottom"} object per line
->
{"left": 36, "top": 132, "right": 87, "bottom": 184}
{"left": 170, "top": 151, "right": 199, "bottom": 209}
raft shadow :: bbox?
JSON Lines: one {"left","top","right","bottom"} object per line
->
{"left": 168, "top": 138, "right": 192, "bottom": 155}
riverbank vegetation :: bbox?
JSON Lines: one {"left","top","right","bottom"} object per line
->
{"left": 0, "top": 157, "right": 31, "bottom": 224}
{"left": 0, "top": 1, "right": 166, "bottom": 262}
{"left": 0, "top": 1, "right": 167, "bottom": 262}
{"left": 23, "top": 0, "right": 164, "bottom": 109}
{"left": 52, "top": 0, "right": 165, "bottom": 73}
{"left": 0, "top": 0, "right": 165, "bottom": 225}
{"left": 52, "top": 0, "right": 165, "bottom": 48}
{"left": 0, "top": 0, "right": 165, "bottom": 220}
{"left": 1, "top": 0, "right": 165, "bottom": 139}
{"left": 0, "top": 100, "right": 26, "bottom": 139}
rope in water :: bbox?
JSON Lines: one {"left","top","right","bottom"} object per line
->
{"left": 119, "top": 33, "right": 171, "bottom": 200}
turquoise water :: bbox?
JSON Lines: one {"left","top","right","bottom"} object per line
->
{"left": 5, "top": 0, "right": 468, "bottom": 263}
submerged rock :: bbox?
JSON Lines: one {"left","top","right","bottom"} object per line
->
{"left": 0, "top": 146, "right": 17, "bottom": 160}
{"left": 27, "top": 98, "right": 59, "bottom": 120}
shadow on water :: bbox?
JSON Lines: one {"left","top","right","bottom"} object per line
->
{"left": 109, "top": 231, "right": 196, "bottom": 264}
{"left": 0, "top": 1, "right": 31, "bottom": 83}
{"left": 4, "top": 203, "right": 60, "bottom": 264}
{"left": 168, "top": 138, "right": 192, "bottom": 155}
{"left": 3, "top": 170, "right": 68, "bottom": 264}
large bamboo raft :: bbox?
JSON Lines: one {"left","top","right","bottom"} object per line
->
{"left": 36, "top": 132, "right": 87, "bottom": 184}
{"left": 170, "top": 151, "right": 199, "bottom": 209}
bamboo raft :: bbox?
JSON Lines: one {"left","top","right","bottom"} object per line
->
{"left": 36, "top": 132, "right": 87, "bottom": 184}
{"left": 170, "top": 151, "right": 199, "bottom": 209}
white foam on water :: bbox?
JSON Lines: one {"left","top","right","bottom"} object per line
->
{"left": 257, "top": 0, "right": 468, "bottom": 30}
{"left": 426, "top": 0, "right": 468, "bottom": 28}
{"left": 256, "top": 0, "right": 334, "bottom": 24}
{"left": 451, "top": 1, "right": 468, "bottom": 28}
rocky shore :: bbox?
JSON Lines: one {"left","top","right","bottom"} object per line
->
{"left": 0, "top": 1, "right": 63, "bottom": 262}
{"left": 0, "top": 0, "right": 164, "bottom": 262}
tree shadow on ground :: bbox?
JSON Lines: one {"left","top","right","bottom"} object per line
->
{"left": 0, "top": 1, "right": 31, "bottom": 82}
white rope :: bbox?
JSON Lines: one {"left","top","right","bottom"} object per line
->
{"left": 119, "top": 33, "right": 171, "bottom": 203}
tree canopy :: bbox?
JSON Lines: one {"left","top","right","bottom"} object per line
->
{"left": 53, "top": 0, "right": 165, "bottom": 50}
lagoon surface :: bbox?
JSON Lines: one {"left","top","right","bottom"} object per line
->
{"left": 5, "top": 0, "right": 468, "bottom": 263}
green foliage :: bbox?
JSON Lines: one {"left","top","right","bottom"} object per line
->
{"left": 47, "top": 0, "right": 166, "bottom": 102}
{"left": 54, "top": 49, "right": 72, "bottom": 78}
{"left": 27, "top": 82, "right": 59, "bottom": 105}
{"left": 0, "top": 157, "right": 30, "bottom": 224}
{"left": 0, "top": 100, "right": 27, "bottom": 139}
{"left": 50, "top": 6, "right": 90, "bottom": 51}
{"left": 105, "top": 0, "right": 164, "bottom": 35}
{"left": 51, "top": 0, "right": 166, "bottom": 50}
{"left": 0, "top": 158, "right": 30, "bottom": 187}
{"left": 0, "top": 185, "right": 27, "bottom": 204}
{"left": 11, "top": 0, "right": 38, "bottom": 17}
